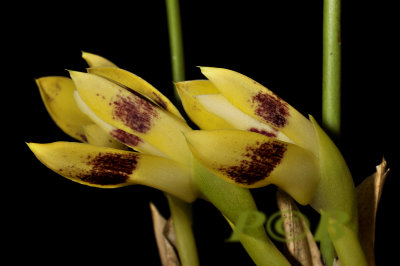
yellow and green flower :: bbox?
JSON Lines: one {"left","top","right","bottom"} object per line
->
{"left": 29, "top": 52, "right": 197, "bottom": 202}
{"left": 177, "top": 66, "right": 357, "bottom": 218}
{"left": 28, "top": 53, "right": 366, "bottom": 266}
{"left": 177, "top": 67, "right": 365, "bottom": 265}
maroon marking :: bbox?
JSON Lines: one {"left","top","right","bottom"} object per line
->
{"left": 77, "top": 152, "right": 138, "bottom": 185}
{"left": 43, "top": 91, "right": 54, "bottom": 102}
{"left": 79, "top": 134, "right": 88, "bottom": 142}
{"left": 251, "top": 92, "right": 289, "bottom": 128}
{"left": 95, "top": 93, "right": 106, "bottom": 100}
{"left": 219, "top": 140, "right": 287, "bottom": 185}
{"left": 41, "top": 87, "right": 59, "bottom": 102}
{"left": 117, "top": 82, "right": 158, "bottom": 106}
{"left": 112, "top": 94, "right": 158, "bottom": 133}
{"left": 248, "top": 127, "right": 277, "bottom": 138}
{"left": 152, "top": 92, "right": 168, "bottom": 110}
{"left": 110, "top": 129, "right": 143, "bottom": 147}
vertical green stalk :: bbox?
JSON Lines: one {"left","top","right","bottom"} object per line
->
{"left": 166, "top": 0, "right": 185, "bottom": 102}
{"left": 321, "top": 2, "right": 367, "bottom": 265}
{"left": 166, "top": 195, "right": 199, "bottom": 266}
{"left": 165, "top": 1, "right": 199, "bottom": 265}
{"left": 322, "top": 0, "right": 341, "bottom": 138}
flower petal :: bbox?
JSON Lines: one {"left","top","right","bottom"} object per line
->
{"left": 28, "top": 142, "right": 197, "bottom": 202}
{"left": 185, "top": 129, "right": 320, "bottom": 205}
{"left": 87, "top": 67, "right": 184, "bottom": 120}
{"left": 175, "top": 80, "right": 219, "bottom": 95}
{"left": 70, "top": 71, "right": 192, "bottom": 164}
{"left": 175, "top": 80, "right": 233, "bottom": 130}
{"left": 309, "top": 116, "right": 358, "bottom": 231}
{"left": 35, "top": 77, "right": 92, "bottom": 142}
{"left": 82, "top": 124, "right": 127, "bottom": 149}
{"left": 176, "top": 80, "right": 292, "bottom": 142}
{"left": 200, "top": 67, "right": 317, "bottom": 154}
{"left": 195, "top": 94, "right": 293, "bottom": 143}
{"left": 81, "top": 51, "right": 118, "bottom": 68}
{"left": 74, "top": 91, "right": 167, "bottom": 157}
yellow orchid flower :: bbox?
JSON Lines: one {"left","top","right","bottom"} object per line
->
{"left": 28, "top": 53, "right": 292, "bottom": 266}
{"left": 29, "top": 52, "right": 197, "bottom": 202}
{"left": 176, "top": 67, "right": 359, "bottom": 233}
{"left": 35, "top": 52, "right": 127, "bottom": 149}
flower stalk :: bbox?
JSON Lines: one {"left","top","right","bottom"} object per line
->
{"left": 165, "top": 1, "right": 199, "bottom": 265}
{"left": 166, "top": 195, "right": 199, "bottom": 266}
{"left": 193, "top": 159, "right": 290, "bottom": 266}
{"left": 322, "top": 0, "right": 341, "bottom": 138}
{"left": 322, "top": 1, "right": 367, "bottom": 265}
{"left": 166, "top": 0, "right": 185, "bottom": 103}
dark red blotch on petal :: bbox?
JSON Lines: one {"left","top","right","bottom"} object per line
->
{"left": 77, "top": 152, "right": 138, "bottom": 185}
{"left": 248, "top": 127, "right": 277, "bottom": 138}
{"left": 112, "top": 94, "right": 158, "bottom": 133}
{"left": 152, "top": 92, "right": 168, "bottom": 110}
{"left": 252, "top": 92, "right": 289, "bottom": 128}
{"left": 219, "top": 140, "right": 287, "bottom": 185}
{"left": 110, "top": 129, "right": 143, "bottom": 147}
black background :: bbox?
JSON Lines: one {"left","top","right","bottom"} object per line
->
{"left": 5, "top": 1, "right": 397, "bottom": 265}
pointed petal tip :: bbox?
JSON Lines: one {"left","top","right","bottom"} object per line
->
{"left": 174, "top": 82, "right": 184, "bottom": 93}
{"left": 26, "top": 142, "right": 33, "bottom": 149}
{"left": 26, "top": 142, "right": 39, "bottom": 150}
{"left": 198, "top": 66, "right": 218, "bottom": 75}
{"left": 26, "top": 142, "right": 48, "bottom": 160}
{"left": 65, "top": 69, "right": 75, "bottom": 76}
{"left": 27, "top": 142, "right": 39, "bottom": 159}
{"left": 66, "top": 69, "right": 80, "bottom": 75}
{"left": 81, "top": 52, "right": 118, "bottom": 68}
{"left": 308, "top": 114, "right": 316, "bottom": 123}
{"left": 199, "top": 66, "right": 225, "bottom": 73}
{"left": 81, "top": 51, "right": 97, "bottom": 60}
{"left": 67, "top": 70, "right": 79, "bottom": 82}
{"left": 34, "top": 78, "right": 43, "bottom": 91}
{"left": 198, "top": 66, "right": 210, "bottom": 72}
{"left": 27, "top": 141, "right": 52, "bottom": 152}
{"left": 68, "top": 70, "right": 90, "bottom": 82}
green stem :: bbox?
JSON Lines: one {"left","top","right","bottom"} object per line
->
{"left": 193, "top": 159, "right": 290, "bottom": 266}
{"left": 310, "top": 117, "right": 367, "bottom": 265}
{"left": 165, "top": 1, "right": 199, "bottom": 265}
{"left": 166, "top": 195, "right": 199, "bottom": 266}
{"left": 322, "top": 0, "right": 341, "bottom": 138}
{"left": 322, "top": 2, "right": 367, "bottom": 265}
{"left": 328, "top": 222, "right": 367, "bottom": 266}
{"left": 166, "top": 0, "right": 185, "bottom": 104}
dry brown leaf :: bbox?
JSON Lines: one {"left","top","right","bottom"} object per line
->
{"left": 150, "top": 202, "right": 181, "bottom": 266}
{"left": 333, "top": 256, "right": 341, "bottom": 266}
{"left": 164, "top": 218, "right": 178, "bottom": 248}
{"left": 356, "top": 158, "right": 389, "bottom": 266}
{"left": 277, "top": 189, "right": 324, "bottom": 266}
